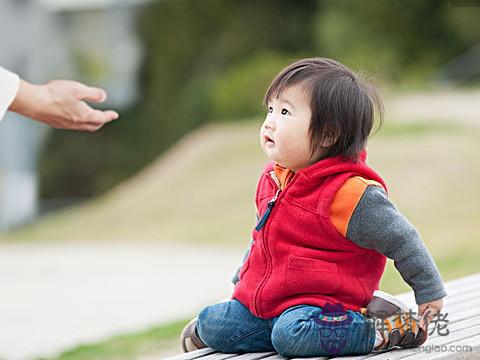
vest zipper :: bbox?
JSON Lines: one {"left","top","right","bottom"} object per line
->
{"left": 253, "top": 170, "right": 285, "bottom": 316}
{"left": 255, "top": 171, "right": 281, "bottom": 231}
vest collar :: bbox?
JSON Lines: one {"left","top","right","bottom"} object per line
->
{"left": 297, "top": 150, "right": 367, "bottom": 179}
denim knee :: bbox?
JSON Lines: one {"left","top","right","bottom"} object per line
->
{"left": 197, "top": 302, "right": 250, "bottom": 353}
{"left": 271, "top": 315, "right": 310, "bottom": 357}
{"left": 272, "top": 307, "right": 376, "bottom": 357}
{"left": 196, "top": 304, "right": 225, "bottom": 350}
{"left": 196, "top": 300, "right": 275, "bottom": 353}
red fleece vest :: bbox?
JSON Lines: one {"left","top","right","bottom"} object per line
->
{"left": 232, "top": 152, "right": 388, "bottom": 319}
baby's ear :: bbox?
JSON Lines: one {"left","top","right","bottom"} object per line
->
{"left": 320, "top": 125, "right": 340, "bottom": 147}
{"left": 320, "top": 138, "right": 336, "bottom": 147}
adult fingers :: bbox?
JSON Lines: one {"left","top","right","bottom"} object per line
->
{"left": 68, "top": 81, "right": 108, "bottom": 103}
{"left": 78, "top": 123, "right": 104, "bottom": 132}
{"left": 74, "top": 101, "right": 119, "bottom": 125}
{"left": 103, "top": 110, "right": 120, "bottom": 121}
{"left": 87, "top": 109, "right": 119, "bottom": 124}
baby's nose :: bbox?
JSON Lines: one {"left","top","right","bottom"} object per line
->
{"left": 264, "top": 117, "right": 276, "bottom": 130}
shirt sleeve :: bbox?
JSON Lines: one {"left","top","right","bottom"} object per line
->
{"left": 0, "top": 66, "right": 20, "bottom": 121}
{"left": 231, "top": 238, "right": 253, "bottom": 285}
{"left": 232, "top": 211, "right": 259, "bottom": 285}
{"left": 344, "top": 184, "right": 447, "bottom": 305}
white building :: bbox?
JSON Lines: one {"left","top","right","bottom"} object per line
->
{"left": 0, "top": 0, "right": 147, "bottom": 230}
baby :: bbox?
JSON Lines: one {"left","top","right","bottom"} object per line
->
{"left": 181, "top": 58, "right": 446, "bottom": 357}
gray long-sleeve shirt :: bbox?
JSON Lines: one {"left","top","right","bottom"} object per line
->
{"left": 346, "top": 185, "right": 447, "bottom": 304}
{"left": 233, "top": 184, "right": 447, "bottom": 305}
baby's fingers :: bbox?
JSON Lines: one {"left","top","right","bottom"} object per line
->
{"left": 419, "top": 308, "right": 433, "bottom": 331}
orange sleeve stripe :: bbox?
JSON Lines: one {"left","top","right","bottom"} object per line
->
{"left": 330, "top": 176, "right": 383, "bottom": 237}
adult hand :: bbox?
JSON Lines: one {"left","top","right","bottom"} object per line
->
{"left": 9, "top": 79, "right": 119, "bottom": 131}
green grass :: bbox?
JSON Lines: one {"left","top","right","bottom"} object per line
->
{"left": 39, "top": 318, "right": 189, "bottom": 360}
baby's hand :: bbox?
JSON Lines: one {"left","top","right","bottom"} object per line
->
{"left": 417, "top": 298, "right": 444, "bottom": 329}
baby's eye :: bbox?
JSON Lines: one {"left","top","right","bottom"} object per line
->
{"left": 267, "top": 106, "right": 273, "bottom": 113}
{"left": 281, "top": 108, "right": 290, "bottom": 115}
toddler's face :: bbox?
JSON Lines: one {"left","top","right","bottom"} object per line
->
{"left": 260, "top": 85, "right": 317, "bottom": 172}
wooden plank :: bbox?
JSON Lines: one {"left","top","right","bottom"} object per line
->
{"left": 200, "top": 353, "right": 242, "bottom": 359}
{"left": 437, "top": 335, "right": 480, "bottom": 359}
{"left": 430, "top": 315, "right": 480, "bottom": 340}
{"left": 444, "top": 283, "right": 480, "bottom": 301}
{"left": 226, "top": 353, "right": 277, "bottom": 359}
{"left": 240, "top": 353, "right": 289, "bottom": 360}
{"left": 445, "top": 292, "right": 480, "bottom": 307}
{"left": 381, "top": 295, "right": 480, "bottom": 326}
{"left": 443, "top": 287, "right": 480, "bottom": 304}
{"left": 438, "top": 305, "right": 480, "bottom": 324}
{"left": 352, "top": 324, "right": 480, "bottom": 360}
{"left": 451, "top": 333, "right": 480, "bottom": 349}
{"left": 426, "top": 273, "right": 480, "bottom": 294}
{"left": 394, "top": 273, "right": 480, "bottom": 306}
{"left": 328, "top": 354, "right": 377, "bottom": 360}
{"left": 442, "top": 273, "right": 480, "bottom": 289}
{"left": 438, "top": 304, "right": 480, "bottom": 322}
{"left": 166, "top": 348, "right": 217, "bottom": 360}
{"left": 394, "top": 285, "right": 480, "bottom": 310}
{"left": 446, "top": 277, "right": 480, "bottom": 292}
{"left": 394, "top": 334, "right": 480, "bottom": 360}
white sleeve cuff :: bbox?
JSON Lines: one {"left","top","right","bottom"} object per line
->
{"left": 0, "top": 67, "right": 20, "bottom": 121}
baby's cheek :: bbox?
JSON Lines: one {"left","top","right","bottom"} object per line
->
{"left": 287, "top": 135, "right": 307, "bottom": 153}
{"left": 282, "top": 143, "right": 302, "bottom": 162}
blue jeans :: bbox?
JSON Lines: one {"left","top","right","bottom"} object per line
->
{"left": 197, "top": 299, "right": 376, "bottom": 357}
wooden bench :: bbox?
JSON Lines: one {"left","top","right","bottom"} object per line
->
{"left": 167, "top": 272, "right": 480, "bottom": 360}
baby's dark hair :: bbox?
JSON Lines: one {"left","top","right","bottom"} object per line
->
{"left": 264, "top": 57, "right": 383, "bottom": 162}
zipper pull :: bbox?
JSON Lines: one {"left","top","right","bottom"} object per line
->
{"left": 255, "top": 189, "right": 280, "bottom": 231}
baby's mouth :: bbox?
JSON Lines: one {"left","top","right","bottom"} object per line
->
{"left": 264, "top": 135, "right": 275, "bottom": 144}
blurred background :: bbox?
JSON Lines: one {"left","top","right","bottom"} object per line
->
{"left": 0, "top": 0, "right": 479, "bottom": 359}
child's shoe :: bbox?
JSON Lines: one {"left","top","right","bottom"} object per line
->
{"left": 375, "top": 309, "right": 431, "bottom": 351}
{"left": 360, "top": 290, "right": 410, "bottom": 319}
{"left": 180, "top": 317, "right": 208, "bottom": 352}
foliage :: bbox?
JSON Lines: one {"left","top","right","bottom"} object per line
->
{"left": 39, "top": 0, "right": 316, "bottom": 196}
{"left": 39, "top": 0, "right": 480, "bottom": 196}
{"left": 313, "top": 0, "right": 480, "bottom": 84}
{"left": 208, "top": 52, "right": 295, "bottom": 121}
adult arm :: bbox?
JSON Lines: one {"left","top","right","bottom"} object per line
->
{"left": 0, "top": 67, "right": 20, "bottom": 121}
{"left": 1, "top": 66, "right": 119, "bottom": 131}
